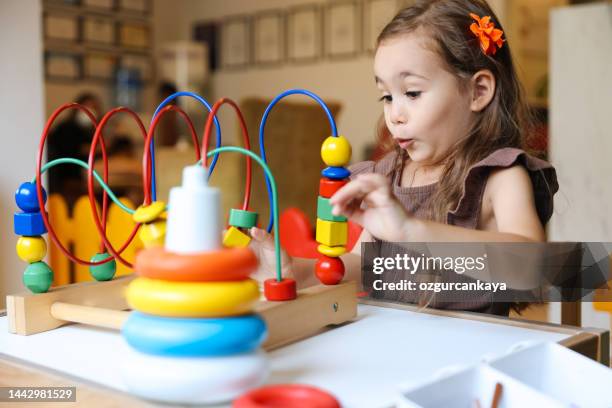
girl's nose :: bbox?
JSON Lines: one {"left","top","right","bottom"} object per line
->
{"left": 390, "top": 103, "right": 407, "bottom": 125}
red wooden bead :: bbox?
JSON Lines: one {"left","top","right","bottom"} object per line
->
{"left": 233, "top": 384, "right": 340, "bottom": 408}
{"left": 264, "top": 278, "right": 297, "bottom": 301}
{"left": 315, "top": 256, "right": 345, "bottom": 285}
{"left": 319, "top": 177, "right": 348, "bottom": 199}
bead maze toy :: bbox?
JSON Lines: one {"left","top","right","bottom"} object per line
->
{"left": 7, "top": 90, "right": 357, "bottom": 404}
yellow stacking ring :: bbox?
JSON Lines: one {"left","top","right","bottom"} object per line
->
{"left": 125, "top": 277, "right": 260, "bottom": 317}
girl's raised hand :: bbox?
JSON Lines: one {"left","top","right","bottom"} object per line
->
{"left": 248, "top": 227, "right": 293, "bottom": 282}
{"left": 329, "top": 173, "right": 411, "bottom": 242}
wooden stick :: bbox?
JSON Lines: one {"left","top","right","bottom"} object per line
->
{"left": 50, "top": 303, "right": 128, "bottom": 330}
{"left": 7, "top": 275, "right": 134, "bottom": 335}
{"left": 490, "top": 382, "right": 503, "bottom": 408}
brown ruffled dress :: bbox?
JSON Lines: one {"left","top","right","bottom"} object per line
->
{"left": 349, "top": 147, "right": 559, "bottom": 316}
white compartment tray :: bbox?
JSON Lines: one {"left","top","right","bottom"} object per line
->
{"left": 489, "top": 342, "right": 612, "bottom": 407}
{"left": 397, "top": 341, "right": 612, "bottom": 408}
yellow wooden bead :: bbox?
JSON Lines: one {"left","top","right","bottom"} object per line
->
{"left": 16, "top": 236, "right": 47, "bottom": 263}
{"left": 316, "top": 218, "right": 347, "bottom": 247}
{"left": 138, "top": 220, "right": 166, "bottom": 248}
{"left": 317, "top": 244, "right": 346, "bottom": 257}
{"left": 223, "top": 226, "right": 252, "bottom": 248}
{"left": 125, "top": 277, "right": 260, "bottom": 317}
{"left": 133, "top": 201, "right": 166, "bottom": 224}
{"left": 321, "top": 135, "right": 352, "bottom": 167}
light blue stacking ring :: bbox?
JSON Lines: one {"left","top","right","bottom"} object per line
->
{"left": 122, "top": 312, "right": 267, "bottom": 357}
{"left": 321, "top": 166, "right": 350, "bottom": 180}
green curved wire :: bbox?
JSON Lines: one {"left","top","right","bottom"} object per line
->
{"left": 33, "top": 157, "right": 136, "bottom": 214}
{"left": 33, "top": 149, "right": 283, "bottom": 282}
{"left": 206, "top": 146, "right": 282, "bottom": 282}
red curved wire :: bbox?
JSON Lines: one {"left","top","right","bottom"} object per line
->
{"left": 142, "top": 105, "right": 201, "bottom": 203}
{"left": 202, "top": 98, "right": 252, "bottom": 210}
{"left": 88, "top": 107, "right": 149, "bottom": 267}
{"left": 36, "top": 103, "right": 112, "bottom": 266}
{"left": 37, "top": 104, "right": 201, "bottom": 268}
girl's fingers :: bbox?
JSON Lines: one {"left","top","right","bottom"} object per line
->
{"left": 345, "top": 206, "right": 365, "bottom": 225}
{"left": 249, "top": 227, "right": 274, "bottom": 250}
{"left": 330, "top": 174, "right": 389, "bottom": 215}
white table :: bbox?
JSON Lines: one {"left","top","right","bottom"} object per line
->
{"left": 0, "top": 302, "right": 605, "bottom": 407}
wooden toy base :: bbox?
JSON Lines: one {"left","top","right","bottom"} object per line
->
{"left": 6, "top": 276, "right": 358, "bottom": 350}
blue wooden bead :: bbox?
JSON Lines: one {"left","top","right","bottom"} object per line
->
{"left": 14, "top": 212, "right": 47, "bottom": 236}
{"left": 15, "top": 182, "right": 47, "bottom": 213}
{"left": 321, "top": 166, "right": 350, "bottom": 180}
{"left": 122, "top": 312, "right": 267, "bottom": 357}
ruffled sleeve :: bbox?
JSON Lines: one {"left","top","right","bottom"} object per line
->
{"left": 447, "top": 147, "right": 559, "bottom": 228}
{"left": 348, "top": 150, "right": 398, "bottom": 179}
{"left": 348, "top": 160, "right": 375, "bottom": 178}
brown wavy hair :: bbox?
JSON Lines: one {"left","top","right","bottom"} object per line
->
{"left": 376, "top": 0, "right": 535, "bottom": 223}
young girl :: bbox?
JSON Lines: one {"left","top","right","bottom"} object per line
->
{"left": 250, "top": 0, "right": 558, "bottom": 316}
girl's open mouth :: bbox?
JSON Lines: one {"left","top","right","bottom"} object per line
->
{"left": 396, "top": 138, "right": 415, "bottom": 148}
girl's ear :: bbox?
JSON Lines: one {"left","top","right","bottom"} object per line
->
{"left": 469, "top": 70, "right": 496, "bottom": 112}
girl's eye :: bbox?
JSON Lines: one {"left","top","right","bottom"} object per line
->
{"left": 405, "top": 91, "right": 422, "bottom": 99}
{"left": 378, "top": 95, "right": 392, "bottom": 103}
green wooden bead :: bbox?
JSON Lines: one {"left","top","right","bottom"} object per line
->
{"left": 89, "top": 253, "right": 117, "bottom": 281}
{"left": 317, "top": 196, "right": 347, "bottom": 222}
{"left": 23, "top": 262, "right": 53, "bottom": 293}
{"left": 228, "top": 209, "right": 259, "bottom": 229}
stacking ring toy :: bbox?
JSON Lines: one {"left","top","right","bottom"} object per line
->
{"left": 233, "top": 384, "right": 341, "bottom": 408}
{"left": 122, "top": 312, "right": 267, "bottom": 357}
{"left": 121, "top": 349, "right": 268, "bottom": 405}
{"left": 126, "top": 277, "right": 260, "bottom": 317}
{"left": 135, "top": 246, "right": 258, "bottom": 281}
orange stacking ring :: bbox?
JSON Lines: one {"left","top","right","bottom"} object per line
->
{"left": 135, "top": 246, "right": 258, "bottom": 282}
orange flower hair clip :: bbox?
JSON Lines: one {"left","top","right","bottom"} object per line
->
{"left": 469, "top": 13, "right": 504, "bottom": 56}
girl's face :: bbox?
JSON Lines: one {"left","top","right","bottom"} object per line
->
{"left": 374, "top": 32, "right": 473, "bottom": 165}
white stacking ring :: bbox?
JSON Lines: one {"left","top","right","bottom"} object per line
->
{"left": 120, "top": 348, "right": 268, "bottom": 404}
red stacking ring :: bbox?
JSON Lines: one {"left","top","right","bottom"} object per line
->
{"left": 233, "top": 384, "right": 341, "bottom": 408}
{"left": 135, "top": 247, "right": 258, "bottom": 282}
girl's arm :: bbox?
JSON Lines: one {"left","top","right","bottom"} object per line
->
{"left": 330, "top": 166, "right": 545, "bottom": 243}
{"left": 329, "top": 167, "right": 547, "bottom": 289}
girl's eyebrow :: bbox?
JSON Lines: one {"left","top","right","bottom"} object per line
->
{"left": 374, "top": 71, "right": 428, "bottom": 84}
{"left": 400, "top": 70, "right": 429, "bottom": 80}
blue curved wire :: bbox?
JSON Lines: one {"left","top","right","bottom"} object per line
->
{"left": 149, "top": 91, "right": 222, "bottom": 201}
{"left": 258, "top": 89, "right": 338, "bottom": 232}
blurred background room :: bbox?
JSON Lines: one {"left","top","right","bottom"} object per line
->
{"left": 1, "top": 0, "right": 611, "bottom": 347}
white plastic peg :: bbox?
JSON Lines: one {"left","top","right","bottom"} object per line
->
{"left": 165, "top": 165, "right": 221, "bottom": 253}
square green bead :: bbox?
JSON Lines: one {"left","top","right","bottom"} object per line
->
{"left": 317, "top": 196, "right": 347, "bottom": 222}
